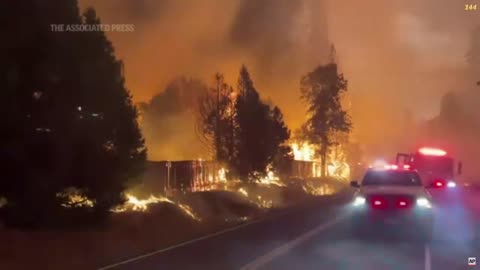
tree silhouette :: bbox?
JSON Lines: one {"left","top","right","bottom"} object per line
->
{"left": 197, "top": 68, "right": 290, "bottom": 180}
{"left": 234, "top": 65, "right": 290, "bottom": 180}
{"left": 0, "top": 2, "right": 146, "bottom": 227}
{"left": 300, "top": 50, "right": 352, "bottom": 176}
{"left": 197, "top": 73, "right": 236, "bottom": 165}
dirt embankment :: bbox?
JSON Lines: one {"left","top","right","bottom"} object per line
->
{"left": 0, "top": 178, "right": 348, "bottom": 270}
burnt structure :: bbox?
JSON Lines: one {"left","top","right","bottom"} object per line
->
{"left": 142, "top": 160, "right": 321, "bottom": 193}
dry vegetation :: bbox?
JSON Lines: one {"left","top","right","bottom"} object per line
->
{"left": 0, "top": 178, "right": 348, "bottom": 270}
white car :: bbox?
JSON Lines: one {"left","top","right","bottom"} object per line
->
{"left": 350, "top": 166, "right": 434, "bottom": 241}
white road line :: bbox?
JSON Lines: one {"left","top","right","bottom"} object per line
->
{"left": 96, "top": 205, "right": 329, "bottom": 270}
{"left": 96, "top": 218, "right": 265, "bottom": 270}
{"left": 239, "top": 212, "right": 349, "bottom": 270}
{"left": 424, "top": 244, "right": 431, "bottom": 270}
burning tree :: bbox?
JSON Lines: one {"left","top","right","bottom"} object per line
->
{"left": 197, "top": 67, "right": 291, "bottom": 181}
{"left": 299, "top": 47, "right": 352, "bottom": 177}
{"left": 197, "top": 73, "right": 236, "bottom": 169}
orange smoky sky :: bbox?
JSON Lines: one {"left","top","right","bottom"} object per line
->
{"left": 79, "top": 0, "right": 480, "bottom": 162}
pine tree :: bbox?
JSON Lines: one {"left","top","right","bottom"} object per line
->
{"left": 0, "top": 2, "right": 146, "bottom": 226}
{"left": 300, "top": 48, "right": 352, "bottom": 177}
{"left": 197, "top": 73, "right": 236, "bottom": 165}
{"left": 234, "top": 65, "right": 290, "bottom": 180}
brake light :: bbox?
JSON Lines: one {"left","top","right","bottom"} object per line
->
{"left": 435, "top": 181, "right": 444, "bottom": 187}
{"left": 418, "top": 147, "right": 447, "bottom": 156}
{"left": 398, "top": 201, "right": 407, "bottom": 207}
{"left": 370, "top": 197, "right": 388, "bottom": 209}
{"left": 403, "top": 164, "right": 410, "bottom": 169}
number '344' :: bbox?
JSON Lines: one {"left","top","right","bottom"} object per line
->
{"left": 465, "top": 4, "right": 477, "bottom": 10}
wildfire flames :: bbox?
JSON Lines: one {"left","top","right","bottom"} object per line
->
{"left": 238, "top": 187, "right": 248, "bottom": 197}
{"left": 256, "top": 195, "right": 273, "bottom": 208}
{"left": 111, "top": 194, "right": 201, "bottom": 221}
{"left": 218, "top": 168, "right": 227, "bottom": 182}
{"left": 291, "top": 142, "right": 315, "bottom": 161}
{"left": 57, "top": 188, "right": 94, "bottom": 208}
{"left": 124, "top": 194, "right": 173, "bottom": 211}
{"left": 257, "top": 165, "right": 285, "bottom": 187}
{"left": 237, "top": 188, "right": 273, "bottom": 208}
{"left": 56, "top": 142, "right": 346, "bottom": 223}
{"left": 290, "top": 141, "right": 350, "bottom": 179}
{"left": 302, "top": 183, "right": 335, "bottom": 196}
{"left": 57, "top": 192, "right": 201, "bottom": 221}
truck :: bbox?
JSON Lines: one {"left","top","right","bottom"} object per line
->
{"left": 395, "top": 147, "right": 463, "bottom": 188}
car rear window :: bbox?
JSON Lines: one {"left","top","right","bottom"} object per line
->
{"left": 362, "top": 170, "right": 423, "bottom": 186}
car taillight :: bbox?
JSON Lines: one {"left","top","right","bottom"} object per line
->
{"left": 397, "top": 200, "right": 408, "bottom": 208}
{"left": 370, "top": 197, "right": 388, "bottom": 209}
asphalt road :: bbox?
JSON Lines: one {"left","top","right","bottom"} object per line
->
{"left": 98, "top": 189, "right": 479, "bottom": 270}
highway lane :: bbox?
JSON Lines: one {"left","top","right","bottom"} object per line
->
{"left": 98, "top": 190, "right": 479, "bottom": 270}
{"left": 249, "top": 190, "right": 479, "bottom": 270}
{"left": 97, "top": 192, "right": 353, "bottom": 270}
{"left": 247, "top": 214, "right": 476, "bottom": 270}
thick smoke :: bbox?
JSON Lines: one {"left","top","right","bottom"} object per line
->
{"left": 328, "top": 0, "right": 480, "bottom": 169}
{"left": 79, "top": 0, "right": 480, "bottom": 178}
{"left": 79, "top": 0, "right": 330, "bottom": 160}
{"left": 138, "top": 78, "right": 208, "bottom": 161}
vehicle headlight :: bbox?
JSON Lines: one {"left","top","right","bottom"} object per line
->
{"left": 416, "top": 197, "right": 432, "bottom": 208}
{"left": 353, "top": 196, "right": 366, "bottom": 207}
{"left": 447, "top": 181, "right": 456, "bottom": 188}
